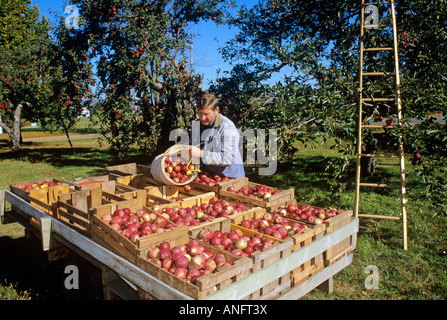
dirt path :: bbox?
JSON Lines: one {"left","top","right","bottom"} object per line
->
{"left": 22, "top": 133, "right": 102, "bottom": 142}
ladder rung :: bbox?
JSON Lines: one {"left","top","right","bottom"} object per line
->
{"left": 362, "top": 72, "right": 393, "bottom": 76}
{"left": 363, "top": 1, "right": 391, "bottom": 5}
{"left": 362, "top": 124, "right": 396, "bottom": 129}
{"left": 363, "top": 47, "right": 393, "bottom": 52}
{"left": 358, "top": 214, "right": 401, "bottom": 221}
{"left": 361, "top": 98, "right": 395, "bottom": 102}
{"left": 359, "top": 153, "right": 400, "bottom": 158}
{"left": 359, "top": 183, "right": 401, "bottom": 189}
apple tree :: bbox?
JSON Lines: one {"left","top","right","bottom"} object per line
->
{"left": 0, "top": 0, "right": 93, "bottom": 149}
{"left": 210, "top": 0, "right": 447, "bottom": 213}
{"left": 0, "top": 0, "right": 51, "bottom": 148}
{"left": 65, "top": 0, "right": 234, "bottom": 156}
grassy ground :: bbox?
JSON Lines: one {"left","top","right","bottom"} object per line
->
{"left": 0, "top": 125, "right": 446, "bottom": 300}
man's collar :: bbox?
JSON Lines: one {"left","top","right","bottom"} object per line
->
{"left": 212, "top": 113, "right": 222, "bottom": 128}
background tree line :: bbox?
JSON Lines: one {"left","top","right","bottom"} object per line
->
{"left": 1, "top": 0, "right": 445, "bottom": 213}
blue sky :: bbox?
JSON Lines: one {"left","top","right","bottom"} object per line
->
{"left": 31, "top": 0, "right": 262, "bottom": 89}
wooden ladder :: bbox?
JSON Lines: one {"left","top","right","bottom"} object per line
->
{"left": 354, "top": 0, "right": 408, "bottom": 250}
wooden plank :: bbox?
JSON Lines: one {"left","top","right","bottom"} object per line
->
{"left": 0, "top": 189, "right": 5, "bottom": 224}
{"left": 203, "top": 218, "right": 358, "bottom": 300}
{"left": 41, "top": 216, "right": 52, "bottom": 251}
{"left": 276, "top": 253, "right": 353, "bottom": 300}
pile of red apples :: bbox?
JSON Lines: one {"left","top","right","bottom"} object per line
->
{"left": 198, "top": 227, "right": 279, "bottom": 257}
{"left": 151, "top": 197, "right": 245, "bottom": 226}
{"left": 147, "top": 240, "right": 234, "bottom": 284}
{"left": 101, "top": 208, "right": 176, "bottom": 243}
{"left": 226, "top": 184, "right": 279, "bottom": 200}
{"left": 272, "top": 203, "right": 344, "bottom": 225}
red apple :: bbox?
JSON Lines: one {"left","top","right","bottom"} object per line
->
{"left": 174, "top": 268, "right": 187, "bottom": 279}
{"left": 102, "top": 214, "right": 112, "bottom": 223}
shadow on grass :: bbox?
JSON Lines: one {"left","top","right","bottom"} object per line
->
{"left": 0, "top": 234, "right": 66, "bottom": 299}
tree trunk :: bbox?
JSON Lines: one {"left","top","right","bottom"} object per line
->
{"left": 361, "top": 136, "right": 378, "bottom": 177}
{"left": 0, "top": 102, "right": 24, "bottom": 149}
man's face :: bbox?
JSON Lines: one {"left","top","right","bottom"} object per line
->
{"left": 198, "top": 106, "right": 219, "bottom": 126}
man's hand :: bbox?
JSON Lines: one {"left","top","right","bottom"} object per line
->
{"left": 187, "top": 145, "right": 204, "bottom": 158}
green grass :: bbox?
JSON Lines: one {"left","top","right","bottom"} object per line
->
{"left": 0, "top": 129, "right": 446, "bottom": 300}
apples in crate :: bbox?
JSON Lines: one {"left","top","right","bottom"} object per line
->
{"left": 197, "top": 226, "right": 281, "bottom": 258}
{"left": 272, "top": 202, "right": 346, "bottom": 225}
{"left": 151, "top": 196, "right": 246, "bottom": 227}
{"left": 238, "top": 212, "right": 308, "bottom": 240}
{"left": 102, "top": 207, "right": 176, "bottom": 243}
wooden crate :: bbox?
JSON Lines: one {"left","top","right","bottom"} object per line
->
{"left": 57, "top": 185, "right": 146, "bottom": 237}
{"left": 145, "top": 185, "right": 209, "bottom": 206}
{"left": 114, "top": 173, "right": 161, "bottom": 190}
{"left": 105, "top": 163, "right": 151, "bottom": 177}
{"left": 230, "top": 224, "right": 293, "bottom": 300}
{"left": 135, "top": 233, "right": 253, "bottom": 300}
{"left": 153, "top": 192, "right": 217, "bottom": 211}
{"left": 9, "top": 178, "right": 67, "bottom": 201}
{"left": 26, "top": 183, "right": 72, "bottom": 217}
{"left": 230, "top": 207, "right": 325, "bottom": 286}
{"left": 219, "top": 179, "right": 295, "bottom": 209}
{"left": 323, "top": 209, "right": 354, "bottom": 266}
{"left": 150, "top": 192, "right": 232, "bottom": 234}
{"left": 91, "top": 198, "right": 188, "bottom": 263}
{"left": 269, "top": 199, "right": 354, "bottom": 269}
{"left": 288, "top": 223, "right": 326, "bottom": 286}
{"left": 189, "top": 176, "right": 248, "bottom": 195}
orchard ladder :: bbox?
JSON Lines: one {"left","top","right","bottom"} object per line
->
{"left": 354, "top": 0, "right": 408, "bottom": 250}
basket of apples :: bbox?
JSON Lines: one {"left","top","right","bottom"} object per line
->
{"left": 150, "top": 144, "right": 199, "bottom": 186}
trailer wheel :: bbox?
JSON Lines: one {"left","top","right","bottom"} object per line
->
{"left": 63, "top": 252, "right": 103, "bottom": 300}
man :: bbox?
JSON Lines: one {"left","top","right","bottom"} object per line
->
{"left": 187, "top": 93, "right": 245, "bottom": 178}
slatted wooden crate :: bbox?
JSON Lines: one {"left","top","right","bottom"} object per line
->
{"left": 230, "top": 207, "right": 325, "bottom": 286}
{"left": 91, "top": 198, "right": 188, "bottom": 263}
{"left": 149, "top": 192, "right": 232, "bottom": 235}
{"left": 323, "top": 209, "right": 354, "bottom": 266}
{"left": 190, "top": 215, "right": 292, "bottom": 300}
{"left": 189, "top": 175, "right": 248, "bottom": 195}
{"left": 188, "top": 207, "right": 264, "bottom": 239}
{"left": 56, "top": 185, "right": 146, "bottom": 237}
{"left": 135, "top": 232, "right": 253, "bottom": 300}
{"left": 219, "top": 179, "right": 295, "bottom": 209}
{"left": 145, "top": 185, "right": 209, "bottom": 207}
{"left": 268, "top": 199, "right": 354, "bottom": 268}
{"left": 9, "top": 178, "right": 67, "bottom": 201}
{"left": 231, "top": 224, "right": 293, "bottom": 300}
{"left": 26, "top": 183, "right": 72, "bottom": 217}
{"left": 71, "top": 175, "right": 115, "bottom": 190}
{"left": 114, "top": 173, "right": 161, "bottom": 190}
{"left": 105, "top": 163, "right": 152, "bottom": 177}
